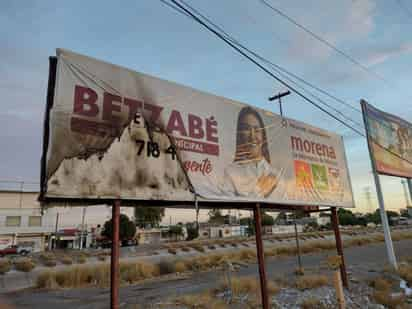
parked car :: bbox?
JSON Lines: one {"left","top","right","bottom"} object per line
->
{"left": 0, "top": 245, "right": 33, "bottom": 257}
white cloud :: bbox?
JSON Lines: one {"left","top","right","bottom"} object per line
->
{"left": 364, "top": 43, "right": 412, "bottom": 67}
{"left": 285, "top": 0, "right": 376, "bottom": 62}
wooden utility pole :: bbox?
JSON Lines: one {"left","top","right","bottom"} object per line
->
{"left": 253, "top": 203, "right": 269, "bottom": 309}
{"left": 111, "top": 200, "right": 120, "bottom": 309}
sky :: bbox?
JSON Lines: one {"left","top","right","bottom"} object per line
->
{"left": 1, "top": 0, "right": 412, "bottom": 226}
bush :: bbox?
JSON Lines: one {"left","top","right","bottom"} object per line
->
{"left": 174, "top": 261, "right": 186, "bottom": 273}
{"left": 77, "top": 255, "right": 87, "bottom": 264}
{"left": 0, "top": 259, "right": 11, "bottom": 275}
{"left": 43, "top": 259, "right": 57, "bottom": 267}
{"left": 36, "top": 271, "right": 58, "bottom": 289}
{"left": 191, "top": 245, "right": 205, "bottom": 253}
{"left": 61, "top": 255, "right": 73, "bottom": 265}
{"left": 158, "top": 260, "right": 176, "bottom": 275}
{"left": 296, "top": 275, "right": 328, "bottom": 290}
{"left": 168, "top": 248, "right": 177, "bottom": 255}
{"left": 14, "top": 258, "right": 35, "bottom": 272}
{"left": 181, "top": 247, "right": 191, "bottom": 252}
{"left": 208, "top": 245, "right": 216, "bottom": 250}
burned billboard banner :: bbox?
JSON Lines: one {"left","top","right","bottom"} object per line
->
{"left": 40, "top": 49, "right": 354, "bottom": 208}
{"left": 361, "top": 100, "right": 412, "bottom": 178}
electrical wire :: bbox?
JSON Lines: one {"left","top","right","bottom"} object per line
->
{"left": 258, "top": 0, "right": 393, "bottom": 86}
{"left": 159, "top": 0, "right": 412, "bottom": 167}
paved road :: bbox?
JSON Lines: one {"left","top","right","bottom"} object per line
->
{"left": 3, "top": 239, "right": 412, "bottom": 309}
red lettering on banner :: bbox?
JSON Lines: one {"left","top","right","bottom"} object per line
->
{"left": 73, "top": 85, "right": 99, "bottom": 117}
{"left": 206, "top": 117, "right": 218, "bottom": 143}
{"left": 291, "top": 136, "right": 336, "bottom": 159}
{"left": 124, "top": 98, "right": 143, "bottom": 121}
{"left": 70, "top": 85, "right": 220, "bottom": 155}
{"left": 183, "top": 158, "right": 213, "bottom": 175}
{"left": 166, "top": 110, "right": 187, "bottom": 137}
{"left": 188, "top": 114, "right": 204, "bottom": 139}
{"left": 103, "top": 93, "right": 122, "bottom": 123}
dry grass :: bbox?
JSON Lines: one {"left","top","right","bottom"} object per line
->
{"left": 301, "top": 297, "right": 326, "bottom": 309}
{"left": 181, "top": 247, "right": 191, "bottom": 252}
{"left": 43, "top": 259, "right": 57, "bottom": 267}
{"left": 370, "top": 277, "right": 392, "bottom": 291}
{"left": 191, "top": 244, "right": 205, "bottom": 253}
{"left": 296, "top": 275, "right": 328, "bottom": 290}
{"left": 158, "top": 260, "right": 176, "bottom": 275}
{"left": 76, "top": 255, "right": 87, "bottom": 264}
{"left": 168, "top": 248, "right": 177, "bottom": 255}
{"left": 174, "top": 261, "right": 187, "bottom": 273}
{"left": 207, "top": 245, "right": 216, "bottom": 250}
{"left": 14, "top": 258, "right": 35, "bottom": 272}
{"left": 373, "top": 290, "right": 405, "bottom": 308}
{"left": 97, "top": 255, "right": 106, "bottom": 262}
{"left": 60, "top": 255, "right": 73, "bottom": 265}
{"left": 398, "top": 264, "right": 412, "bottom": 285}
{"left": 36, "top": 270, "right": 58, "bottom": 289}
{"left": 0, "top": 259, "right": 11, "bottom": 275}
{"left": 174, "top": 292, "right": 228, "bottom": 309}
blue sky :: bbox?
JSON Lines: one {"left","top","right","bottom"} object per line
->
{"left": 1, "top": 0, "right": 412, "bottom": 223}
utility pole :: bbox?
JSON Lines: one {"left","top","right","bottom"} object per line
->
{"left": 80, "top": 207, "right": 86, "bottom": 249}
{"left": 268, "top": 90, "right": 291, "bottom": 117}
{"left": 364, "top": 186, "right": 373, "bottom": 213}
{"left": 401, "top": 179, "right": 411, "bottom": 207}
{"left": 53, "top": 212, "right": 59, "bottom": 250}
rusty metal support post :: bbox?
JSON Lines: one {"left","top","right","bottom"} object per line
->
{"left": 253, "top": 203, "right": 269, "bottom": 309}
{"left": 331, "top": 207, "right": 348, "bottom": 288}
{"left": 111, "top": 200, "right": 120, "bottom": 309}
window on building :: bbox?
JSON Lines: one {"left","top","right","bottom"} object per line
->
{"left": 6, "top": 216, "right": 21, "bottom": 227}
{"left": 28, "top": 216, "right": 42, "bottom": 227}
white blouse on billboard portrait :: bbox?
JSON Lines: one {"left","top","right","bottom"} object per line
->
{"left": 223, "top": 158, "right": 283, "bottom": 198}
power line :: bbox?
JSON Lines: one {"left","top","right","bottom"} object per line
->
{"left": 160, "top": 0, "right": 412, "bottom": 168}
{"left": 172, "top": 0, "right": 363, "bottom": 128}
{"left": 162, "top": 0, "right": 366, "bottom": 137}
{"left": 257, "top": 0, "right": 393, "bottom": 86}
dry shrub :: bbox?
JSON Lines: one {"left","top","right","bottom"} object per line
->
{"left": 175, "top": 292, "right": 228, "bottom": 309}
{"left": 168, "top": 248, "right": 177, "bottom": 255}
{"left": 294, "top": 267, "right": 305, "bottom": 276}
{"left": 373, "top": 290, "right": 405, "bottom": 308}
{"left": 398, "top": 264, "right": 412, "bottom": 285}
{"left": 181, "top": 247, "right": 191, "bottom": 252}
{"left": 191, "top": 244, "right": 205, "bottom": 253}
{"left": 207, "top": 245, "right": 216, "bottom": 250}
{"left": 140, "top": 262, "right": 159, "bottom": 278}
{"left": 230, "top": 243, "right": 238, "bottom": 247}
{"left": 97, "top": 255, "right": 106, "bottom": 262}
{"left": 43, "top": 258, "right": 57, "bottom": 267}
{"left": 14, "top": 258, "right": 35, "bottom": 272}
{"left": 370, "top": 277, "right": 392, "bottom": 291}
{"left": 301, "top": 297, "right": 326, "bottom": 309}
{"left": 223, "top": 276, "right": 279, "bottom": 296}
{"left": 0, "top": 259, "right": 11, "bottom": 275}
{"left": 158, "top": 260, "right": 176, "bottom": 275}
{"left": 60, "top": 255, "right": 73, "bottom": 265}
{"left": 76, "top": 255, "right": 87, "bottom": 264}
{"left": 121, "top": 262, "right": 143, "bottom": 283}
{"left": 238, "top": 249, "right": 256, "bottom": 262}
{"left": 242, "top": 243, "right": 249, "bottom": 247}
{"left": 296, "top": 275, "right": 328, "bottom": 290}
{"left": 174, "top": 261, "right": 186, "bottom": 273}
{"left": 40, "top": 252, "right": 55, "bottom": 260}
{"left": 36, "top": 271, "right": 58, "bottom": 289}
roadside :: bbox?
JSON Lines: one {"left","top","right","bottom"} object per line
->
{"left": 3, "top": 238, "right": 412, "bottom": 308}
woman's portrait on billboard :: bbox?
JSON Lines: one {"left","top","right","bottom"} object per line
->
{"left": 223, "top": 106, "right": 282, "bottom": 198}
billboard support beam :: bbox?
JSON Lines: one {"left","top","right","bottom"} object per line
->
{"left": 373, "top": 172, "right": 398, "bottom": 269}
{"left": 253, "top": 203, "right": 269, "bottom": 309}
{"left": 111, "top": 200, "right": 120, "bottom": 309}
{"left": 331, "top": 207, "right": 348, "bottom": 288}
{"left": 361, "top": 100, "right": 398, "bottom": 270}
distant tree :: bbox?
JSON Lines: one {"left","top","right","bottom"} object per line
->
{"left": 186, "top": 222, "right": 199, "bottom": 241}
{"left": 364, "top": 209, "right": 399, "bottom": 226}
{"left": 208, "top": 209, "right": 225, "bottom": 224}
{"left": 261, "top": 212, "right": 275, "bottom": 226}
{"left": 134, "top": 207, "right": 165, "bottom": 228}
{"left": 102, "top": 214, "right": 136, "bottom": 241}
{"left": 167, "top": 225, "right": 183, "bottom": 241}
{"left": 337, "top": 208, "right": 357, "bottom": 225}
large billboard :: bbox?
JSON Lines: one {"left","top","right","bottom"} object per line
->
{"left": 361, "top": 100, "right": 412, "bottom": 178}
{"left": 40, "top": 49, "right": 354, "bottom": 208}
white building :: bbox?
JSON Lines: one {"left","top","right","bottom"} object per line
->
{"left": 0, "top": 190, "right": 55, "bottom": 251}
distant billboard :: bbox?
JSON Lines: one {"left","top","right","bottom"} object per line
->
{"left": 39, "top": 49, "right": 354, "bottom": 208}
{"left": 361, "top": 100, "right": 412, "bottom": 178}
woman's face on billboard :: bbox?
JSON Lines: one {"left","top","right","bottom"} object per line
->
{"left": 238, "top": 113, "right": 264, "bottom": 160}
